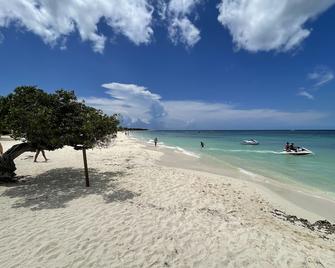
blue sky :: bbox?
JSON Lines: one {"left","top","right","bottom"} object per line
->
{"left": 0, "top": 0, "right": 334, "bottom": 129}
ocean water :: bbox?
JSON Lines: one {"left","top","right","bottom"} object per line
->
{"left": 133, "top": 130, "right": 335, "bottom": 197}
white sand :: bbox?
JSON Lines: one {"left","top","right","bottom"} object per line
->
{"left": 0, "top": 135, "right": 334, "bottom": 267}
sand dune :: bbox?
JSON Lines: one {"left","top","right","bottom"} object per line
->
{"left": 0, "top": 135, "right": 334, "bottom": 267}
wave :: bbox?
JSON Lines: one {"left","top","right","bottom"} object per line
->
{"left": 238, "top": 168, "right": 257, "bottom": 177}
{"left": 147, "top": 139, "right": 164, "bottom": 145}
{"left": 174, "top": 146, "right": 200, "bottom": 158}
{"left": 147, "top": 140, "right": 200, "bottom": 158}
{"left": 207, "top": 148, "right": 282, "bottom": 154}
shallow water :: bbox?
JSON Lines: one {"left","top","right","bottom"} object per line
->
{"left": 133, "top": 130, "right": 335, "bottom": 197}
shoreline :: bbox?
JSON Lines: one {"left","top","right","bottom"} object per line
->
{"left": 134, "top": 135, "right": 335, "bottom": 223}
{"left": 1, "top": 134, "right": 335, "bottom": 267}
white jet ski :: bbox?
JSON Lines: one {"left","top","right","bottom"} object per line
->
{"left": 241, "top": 139, "right": 259, "bottom": 145}
{"left": 282, "top": 147, "right": 313, "bottom": 155}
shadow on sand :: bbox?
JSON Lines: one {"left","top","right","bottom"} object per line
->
{"left": 1, "top": 168, "right": 139, "bottom": 210}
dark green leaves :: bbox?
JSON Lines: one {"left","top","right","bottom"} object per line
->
{"left": 1, "top": 86, "right": 119, "bottom": 150}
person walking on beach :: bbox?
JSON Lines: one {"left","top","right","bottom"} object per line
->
{"left": 34, "top": 149, "right": 48, "bottom": 162}
{"left": 200, "top": 141, "right": 205, "bottom": 149}
{"left": 154, "top": 137, "right": 158, "bottom": 147}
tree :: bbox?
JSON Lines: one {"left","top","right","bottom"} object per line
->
{"left": 0, "top": 86, "right": 119, "bottom": 181}
{"left": 0, "top": 96, "right": 10, "bottom": 136}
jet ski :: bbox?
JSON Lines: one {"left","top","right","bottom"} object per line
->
{"left": 241, "top": 139, "right": 259, "bottom": 145}
{"left": 282, "top": 147, "right": 313, "bottom": 155}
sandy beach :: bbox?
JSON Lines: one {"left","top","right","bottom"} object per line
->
{"left": 0, "top": 134, "right": 335, "bottom": 267}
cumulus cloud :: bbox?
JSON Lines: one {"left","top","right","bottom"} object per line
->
{"left": 84, "top": 83, "right": 166, "bottom": 127}
{"left": 217, "top": 0, "right": 335, "bottom": 52}
{"left": 0, "top": 0, "right": 154, "bottom": 53}
{"left": 160, "top": 0, "right": 202, "bottom": 47}
{"left": 0, "top": 0, "right": 202, "bottom": 51}
{"left": 84, "top": 83, "right": 328, "bottom": 129}
{"left": 308, "top": 66, "right": 334, "bottom": 87}
{"left": 1, "top": 0, "right": 334, "bottom": 52}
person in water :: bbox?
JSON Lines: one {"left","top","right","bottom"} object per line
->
{"left": 34, "top": 149, "right": 48, "bottom": 162}
{"left": 200, "top": 141, "right": 205, "bottom": 148}
{"left": 154, "top": 137, "right": 158, "bottom": 147}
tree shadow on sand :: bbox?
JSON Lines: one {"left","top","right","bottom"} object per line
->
{"left": 1, "top": 168, "right": 140, "bottom": 210}
{"left": 103, "top": 189, "right": 140, "bottom": 203}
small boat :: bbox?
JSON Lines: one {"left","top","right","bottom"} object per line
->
{"left": 282, "top": 147, "right": 313, "bottom": 155}
{"left": 241, "top": 139, "right": 259, "bottom": 145}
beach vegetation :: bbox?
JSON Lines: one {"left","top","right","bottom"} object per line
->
{"left": 0, "top": 86, "right": 118, "bottom": 180}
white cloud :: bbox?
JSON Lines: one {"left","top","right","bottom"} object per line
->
{"left": 298, "top": 90, "right": 314, "bottom": 100}
{"left": 1, "top": 1, "right": 333, "bottom": 52}
{"left": 308, "top": 66, "right": 334, "bottom": 87}
{"left": 297, "top": 66, "right": 333, "bottom": 99}
{"left": 84, "top": 83, "right": 166, "bottom": 127}
{"left": 217, "top": 0, "right": 335, "bottom": 52}
{"left": 83, "top": 83, "right": 328, "bottom": 129}
{"left": 0, "top": 0, "right": 202, "bottom": 51}
{"left": 163, "top": 101, "right": 326, "bottom": 129}
{"left": 169, "top": 17, "right": 200, "bottom": 47}
{"left": 161, "top": 0, "right": 202, "bottom": 47}
{"left": 0, "top": 0, "right": 154, "bottom": 53}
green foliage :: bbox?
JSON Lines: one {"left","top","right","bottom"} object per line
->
{"left": 1, "top": 86, "right": 119, "bottom": 150}
{"left": 0, "top": 95, "right": 11, "bottom": 134}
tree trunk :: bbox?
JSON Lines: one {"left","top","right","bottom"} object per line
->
{"left": 0, "top": 143, "right": 35, "bottom": 180}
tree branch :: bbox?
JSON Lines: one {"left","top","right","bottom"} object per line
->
{"left": 3, "top": 143, "right": 35, "bottom": 160}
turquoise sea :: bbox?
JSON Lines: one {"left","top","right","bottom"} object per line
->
{"left": 133, "top": 130, "right": 335, "bottom": 198}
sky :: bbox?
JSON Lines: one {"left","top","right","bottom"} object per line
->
{"left": 0, "top": 0, "right": 334, "bottom": 130}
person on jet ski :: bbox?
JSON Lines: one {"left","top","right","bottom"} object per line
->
{"left": 289, "top": 143, "right": 297, "bottom": 152}
{"left": 285, "top": 142, "right": 290, "bottom": 151}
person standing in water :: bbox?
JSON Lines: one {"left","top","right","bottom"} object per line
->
{"left": 200, "top": 141, "right": 205, "bottom": 149}
{"left": 154, "top": 137, "right": 158, "bottom": 147}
